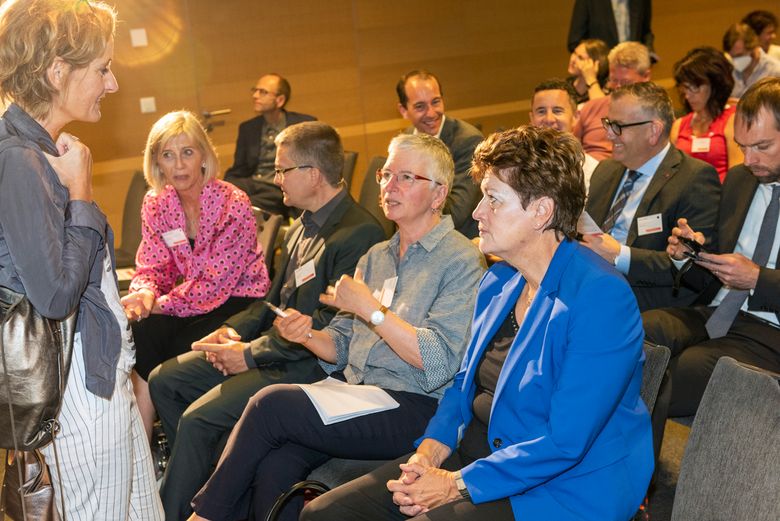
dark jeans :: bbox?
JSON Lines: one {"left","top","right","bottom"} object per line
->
{"left": 148, "top": 352, "right": 325, "bottom": 521}
{"left": 132, "top": 296, "right": 254, "bottom": 379}
{"left": 190, "top": 384, "right": 439, "bottom": 521}
{"left": 301, "top": 452, "right": 514, "bottom": 521}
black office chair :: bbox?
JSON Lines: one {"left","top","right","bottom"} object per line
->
{"left": 342, "top": 151, "right": 358, "bottom": 188}
{"left": 358, "top": 156, "right": 394, "bottom": 239}
{"left": 114, "top": 171, "right": 148, "bottom": 269}
{"left": 252, "top": 207, "right": 283, "bottom": 277}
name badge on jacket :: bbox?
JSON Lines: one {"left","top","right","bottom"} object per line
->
{"left": 637, "top": 213, "right": 663, "bottom": 236}
{"left": 162, "top": 228, "right": 188, "bottom": 248}
{"left": 295, "top": 259, "right": 316, "bottom": 287}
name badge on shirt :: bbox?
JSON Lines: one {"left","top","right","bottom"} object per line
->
{"left": 637, "top": 213, "right": 663, "bottom": 236}
{"left": 294, "top": 259, "right": 317, "bottom": 288}
{"left": 162, "top": 228, "right": 188, "bottom": 248}
{"left": 372, "top": 276, "right": 398, "bottom": 307}
{"left": 691, "top": 137, "right": 711, "bottom": 153}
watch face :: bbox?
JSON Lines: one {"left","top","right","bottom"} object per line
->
{"left": 370, "top": 309, "right": 385, "bottom": 325}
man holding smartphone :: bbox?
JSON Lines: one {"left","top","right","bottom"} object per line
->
{"left": 643, "top": 77, "right": 780, "bottom": 417}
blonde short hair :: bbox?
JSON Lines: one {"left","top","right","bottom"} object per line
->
{"left": 0, "top": 0, "right": 116, "bottom": 120}
{"left": 143, "top": 110, "right": 220, "bottom": 194}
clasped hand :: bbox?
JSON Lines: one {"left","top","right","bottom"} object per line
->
{"left": 43, "top": 132, "right": 93, "bottom": 202}
{"left": 191, "top": 326, "right": 249, "bottom": 375}
{"left": 668, "top": 217, "right": 759, "bottom": 290}
{"left": 386, "top": 452, "right": 460, "bottom": 516}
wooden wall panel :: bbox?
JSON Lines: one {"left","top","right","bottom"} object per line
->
{"left": 69, "top": 0, "right": 778, "bottom": 244}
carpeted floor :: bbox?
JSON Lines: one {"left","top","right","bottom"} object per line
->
{"left": 1, "top": 419, "right": 692, "bottom": 521}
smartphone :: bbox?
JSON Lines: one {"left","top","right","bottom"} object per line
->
{"left": 680, "top": 236, "right": 705, "bottom": 260}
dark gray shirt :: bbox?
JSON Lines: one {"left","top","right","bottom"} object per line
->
{"left": 0, "top": 103, "right": 121, "bottom": 398}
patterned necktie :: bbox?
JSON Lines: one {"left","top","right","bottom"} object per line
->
{"left": 602, "top": 169, "right": 641, "bottom": 234}
{"left": 705, "top": 184, "right": 780, "bottom": 338}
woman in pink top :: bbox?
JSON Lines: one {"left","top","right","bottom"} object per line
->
{"left": 121, "top": 111, "right": 270, "bottom": 439}
{"left": 671, "top": 47, "right": 744, "bottom": 182}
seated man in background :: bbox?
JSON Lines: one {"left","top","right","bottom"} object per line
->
{"left": 723, "top": 23, "right": 780, "bottom": 100}
{"left": 148, "top": 122, "right": 386, "bottom": 521}
{"left": 529, "top": 78, "right": 599, "bottom": 192}
{"left": 742, "top": 9, "right": 780, "bottom": 61}
{"left": 224, "top": 73, "right": 316, "bottom": 218}
{"left": 644, "top": 77, "right": 780, "bottom": 417}
{"left": 574, "top": 41, "right": 652, "bottom": 160}
{"left": 582, "top": 82, "right": 721, "bottom": 312}
{"left": 397, "top": 70, "right": 484, "bottom": 238}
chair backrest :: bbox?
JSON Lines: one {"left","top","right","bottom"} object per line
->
{"left": 640, "top": 341, "right": 670, "bottom": 413}
{"left": 115, "top": 171, "right": 148, "bottom": 268}
{"left": 358, "top": 156, "right": 394, "bottom": 239}
{"left": 342, "top": 151, "right": 358, "bottom": 188}
{"left": 671, "top": 357, "right": 780, "bottom": 521}
{"left": 252, "top": 207, "right": 283, "bottom": 274}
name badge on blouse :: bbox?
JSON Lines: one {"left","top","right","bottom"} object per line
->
{"left": 372, "top": 276, "right": 398, "bottom": 307}
{"left": 162, "top": 228, "right": 188, "bottom": 248}
{"left": 637, "top": 213, "right": 663, "bottom": 236}
{"left": 691, "top": 137, "right": 711, "bottom": 153}
{"left": 294, "top": 259, "right": 316, "bottom": 288}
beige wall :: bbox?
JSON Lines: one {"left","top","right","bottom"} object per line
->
{"left": 72, "top": 0, "right": 779, "bottom": 243}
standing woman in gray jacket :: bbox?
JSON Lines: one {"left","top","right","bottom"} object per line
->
{"left": 0, "top": 1, "right": 163, "bottom": 519}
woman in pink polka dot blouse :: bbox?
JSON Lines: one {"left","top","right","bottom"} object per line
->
{"left": 121, "top": 111, "right": 271, "bottom": 440}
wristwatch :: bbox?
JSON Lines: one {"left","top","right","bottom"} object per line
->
{"left": 454, "top": 471, "right": 471, "bottom": 500}
{"left": 369, "top": 305, "right": 389, "bottom": 326}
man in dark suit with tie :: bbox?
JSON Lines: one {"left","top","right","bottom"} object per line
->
{"left": 148, "top": 122, "right": 386, "bottom": 520}
{"left": 224, "top": 73, "right": 316, "bottom": 218}
{"left": 582, "top": 82, "right": 721, "bottom": 312}
{"left": 396, "top": 70, "right": 483, "bottom": 238}
{"left": 643, "top": 77, "right": 780, "bottom": 417}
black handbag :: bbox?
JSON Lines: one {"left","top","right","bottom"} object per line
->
{"left": 0, "top": 286, "right": 75, "bottom": 451}
{"left": 0, "top": 449, "right": 59, "bottom": 521}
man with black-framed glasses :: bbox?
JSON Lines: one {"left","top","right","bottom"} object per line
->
{"left": 581, "top": 82, "right": 721, "bottom": 312}
{"left": 225, "top": 73, "right": 316, "bottom": 218}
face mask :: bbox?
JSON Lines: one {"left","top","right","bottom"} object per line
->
{"left": 731, "top": 55, "right": 753, "bottom": 73}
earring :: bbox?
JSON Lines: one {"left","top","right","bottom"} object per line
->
{"left": 201, "top": 163, "right": 206, "bottom": 174}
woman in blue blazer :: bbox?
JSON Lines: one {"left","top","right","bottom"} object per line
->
{"left": 302, "top": 126, "right": 654, "bottom": 521}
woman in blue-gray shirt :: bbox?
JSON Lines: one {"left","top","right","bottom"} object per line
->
{"left": 187, "top": 133, "right": 485, "bottom": 521}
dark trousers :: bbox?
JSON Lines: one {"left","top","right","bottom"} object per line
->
{"left": 643, "top": 306, "right": 780, "bottom": 416}
{"left": 190, "top": 384, "right": 439, "bottom": 521}
{"left": 223, "top": 173, "right": 290, "bottom": 219}
{"left": 132, "top": 296, "right": 254, "bottom": 379}
{"left": 301, "top": 452, "right": 514, "bottom": 521}
{"left": 148, "top": 351, "right": 325, "bottom": 521}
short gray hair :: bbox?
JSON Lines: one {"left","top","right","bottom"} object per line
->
{"left": 608, "top": 42, "right": 651, "bottom": 75}
{"left": 387, "top": 133, "right": 455, "bottom": 191}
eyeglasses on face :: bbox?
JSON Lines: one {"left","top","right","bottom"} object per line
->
{"left": 601, "top": 117, "right": 653, "bottom": 136}
{"left": 375, "top": 169, "right": 441, "bottom": 187}
{"left": 677, "top": 83, "right": 704, "bottom": 94}
{"left": 250, "top": 87, "right": 280, "bottom": 96}
{"left": 273, "top": 165, "right": 313, "bottom": 178}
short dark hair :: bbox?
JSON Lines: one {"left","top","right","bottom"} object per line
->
{"left": 736, "top": 77, "right": 780, "bottom": 131}
{"left": 742, "top": 10, "right": 778, "bottom": 36}
{"left": 396, "top": 70, "right": 442, "bottom": 107}
{"left": 470, "top": 126, "right": 585, "bottom": 241}
{"left": 266, "top": 73, "right": 291, "bottom": 107}
{"left": 580, "top": 38, "right": 610, "bottom": 87}
{"left": 611, "top": 82, "right": 675, "bottom": 136}
{"left": 533, "top": 78, "right": 578, "bottom": 112}
{"left": 673, "top": 47, "right": 734, "bottom": 118}
{"left": 722, "top": 23, "right": 759, "bottom": 53}
{"left": 275, "top": 122, "right": 344, "bottom": 187}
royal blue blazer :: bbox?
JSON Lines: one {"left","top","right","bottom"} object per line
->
{"left": 419, "top": 239, "right": 654, "bottom": 520}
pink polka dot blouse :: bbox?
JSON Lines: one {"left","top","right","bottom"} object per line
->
{"left": 129, "top": 179, "right": 270, "bottom": 317}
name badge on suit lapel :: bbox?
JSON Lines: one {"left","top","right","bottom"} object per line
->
{"left": 637, "top": 213, "right": 663, "bottom": 236}
{"left": 294, "top": 259, "right": 316, "bottom": 287}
